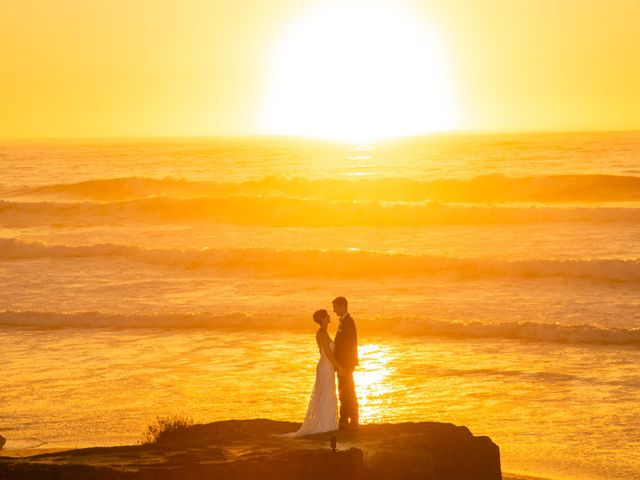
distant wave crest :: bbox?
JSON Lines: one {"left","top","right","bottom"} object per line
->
{"left": 2, "top": 197, "right": 640, "bottom": 227}
{"left": 3, "top": 174, "right": 640, "bottom": 202}
{"left": 1, "top": 309, "right": 638, "bottom": 348}
{"left": 2, "top": 238, "right": 640, "bottom": 283}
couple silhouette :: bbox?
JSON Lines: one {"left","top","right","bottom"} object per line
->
{"left": 283, "top": 296, "right": 359, "bottom": 436}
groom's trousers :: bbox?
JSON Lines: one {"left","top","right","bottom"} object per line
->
{"left": 337, "top": 369, "right": 359, "bottom": 424}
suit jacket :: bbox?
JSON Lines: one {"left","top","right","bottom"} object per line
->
{"left": 334, "top": 313, "right": 359, "bottom": 369}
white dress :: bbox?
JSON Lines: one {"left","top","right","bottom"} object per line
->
{"left": 284, "top": 339, "right": 338, "bottom": 436}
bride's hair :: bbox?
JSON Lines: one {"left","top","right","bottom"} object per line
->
{"left": 313, "top": 309, "right": 328, "bottom": 325}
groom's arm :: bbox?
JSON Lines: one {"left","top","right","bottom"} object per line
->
{"left": 345, "top": 318, "right": 358, "bottom": 346}
{"left": 342, "top": 318, "right": 358, "bottom": 367}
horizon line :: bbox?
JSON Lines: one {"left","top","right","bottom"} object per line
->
{"left": 1, "top": 128, "right": 639, "bottom": 143}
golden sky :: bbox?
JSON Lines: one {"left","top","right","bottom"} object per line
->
{"left": 1, "top": 0, "right": 639, "bottom": 139}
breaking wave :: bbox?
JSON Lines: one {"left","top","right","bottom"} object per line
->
{"left": 2, "top": 238, "right": 639, "bottom": 283}
{"left": 3, "top": 174, "right": 640, "bottom": 203}
{"left": 1, "top": 310, "right": 638, "bottom": 348}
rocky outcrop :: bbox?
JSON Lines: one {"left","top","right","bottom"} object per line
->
{"left": 0, "top": 419, "right": 501, "bottom": 480}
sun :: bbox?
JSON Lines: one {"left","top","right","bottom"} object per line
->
{"left": 261, "top": 1, "right": 458, "bottom": 142}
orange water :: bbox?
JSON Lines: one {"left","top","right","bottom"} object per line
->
{"left": 1, "top": 132, "right": 639, "bottom": 479}
{"left": 2, "top": 328, "right": 638, "bottom": 480}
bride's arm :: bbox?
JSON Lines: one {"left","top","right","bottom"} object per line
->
{"left": 317, "top": 331, "right": 344, "bottom": 374}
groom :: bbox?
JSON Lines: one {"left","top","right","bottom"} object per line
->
{"left": 332, "top": 296, "right": 359, "bottom": 430}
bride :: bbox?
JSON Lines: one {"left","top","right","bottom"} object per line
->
{"left": 282, "top": 309, "right": 344, "bottom": 436}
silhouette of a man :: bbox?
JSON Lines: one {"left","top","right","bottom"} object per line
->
{"left": 332, "top": 296, "right": 359, "bottom": 430}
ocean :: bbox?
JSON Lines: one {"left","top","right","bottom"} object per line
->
{"left": 1, "top": 132, "right": 639, "bottom": 479}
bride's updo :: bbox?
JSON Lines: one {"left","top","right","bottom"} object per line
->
{"left": 313, "top": 309, "right": 328, "bottom": 325}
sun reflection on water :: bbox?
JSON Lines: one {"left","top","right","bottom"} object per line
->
{"left": 344, "top": 142, "right": 378, "bottom": 177}
{"left": 354, "top": 343, "right": 395, "bottom": 423}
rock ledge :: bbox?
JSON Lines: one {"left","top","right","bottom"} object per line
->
{"left": 0, "top": 419, "right": 501, "bottom": 480}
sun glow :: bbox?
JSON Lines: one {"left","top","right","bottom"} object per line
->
{"left": 262, "top": 1, "right": 458, "bottom": 142}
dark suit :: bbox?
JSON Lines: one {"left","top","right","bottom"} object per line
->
{"left": 334, "top": 313, "right": 359, "bottom": 424}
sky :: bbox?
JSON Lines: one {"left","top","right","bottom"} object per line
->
{"left": 1, "top": 0, "right": 639, "bottom": 139}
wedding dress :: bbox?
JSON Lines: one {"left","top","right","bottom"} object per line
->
{"left": 283, "top": 340, "right": 338, "bottom": 436}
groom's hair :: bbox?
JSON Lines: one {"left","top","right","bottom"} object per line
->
{"left": 332, "top": 297, "right": 348, "bottom": 308}
{"left": 313, "top": 309, "right": 328, "bottom": 325}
